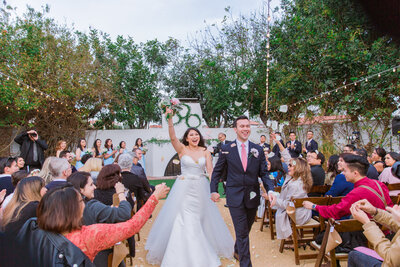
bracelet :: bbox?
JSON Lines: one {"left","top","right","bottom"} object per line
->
{"left": 374, "top": 208, "right": 378, "bottom": 216}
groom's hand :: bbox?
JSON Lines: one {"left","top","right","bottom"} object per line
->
{"left": 211, "top": 192, "right": 220, "bottom": 202}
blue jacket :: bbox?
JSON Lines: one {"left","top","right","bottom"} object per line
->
{"left": 325, "top": 174, "right": 354, "bottom": 197}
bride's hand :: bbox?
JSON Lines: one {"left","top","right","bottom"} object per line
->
{"left": 165, "top": 108, "right": 173, "bottom": 119}
{"left": 153, "top": 183, "right": 170, "bottom": 200}
{"left": 211, "top": 192, "right": 220, "bottom": 202}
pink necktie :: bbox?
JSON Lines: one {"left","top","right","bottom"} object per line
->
{"left": 241, "top": 143, "right": 247, "bottom": 171}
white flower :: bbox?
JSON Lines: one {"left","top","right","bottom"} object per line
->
{"left": 250, "top": 148, "right": 259, "bottom": 158}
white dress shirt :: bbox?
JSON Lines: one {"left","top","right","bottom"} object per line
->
{"left": 236, "top": 139, "right": 249, "bottom": 162}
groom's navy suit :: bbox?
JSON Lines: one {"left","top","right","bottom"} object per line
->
{"left": 211, "top": 140, "right": 274, "bottom": 267}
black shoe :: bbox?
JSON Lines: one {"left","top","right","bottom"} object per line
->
{"left": 234, "top": 252, "right": 240, "bottom": 261}
{"left": 224, "top": 204, "right": 229, "bottom": 208}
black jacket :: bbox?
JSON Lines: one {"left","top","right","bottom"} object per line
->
{"left": 16, "top": 218, "right": 94, "bottom": 267}
{"left": 14, "top": 131, "right": 48, "bottom": 167}
{"left": 305, "top": 139, "right": 318, "bottom": 153}
{"left": 286, "top": 140, "right": 302, "bottom": 158}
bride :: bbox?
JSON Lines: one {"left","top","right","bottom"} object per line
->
{"left": 145, "top": 110, "right": 234, "bottom": 266}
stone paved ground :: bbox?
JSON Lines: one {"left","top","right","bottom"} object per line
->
{"left": 126, "top": 198, "right": 348, "bottom": 267}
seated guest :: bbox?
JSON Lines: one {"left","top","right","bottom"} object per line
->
{"left": 343, "top": 144, "right": 356, "bottom": 153}
{"left": 68, "top": 172, "right": 132, "bottom": 267}
{"left": 0, "top": 157, "right": 20, "bottom": 197}
{"left": 303, "top": 155, "right": 393, "bottom": 219}
{"left": 325, "top": 155, "right": 340, "bottom": 185}
{"left": 285, "top": 131, "right": 302, "bottom": 158}
{"left": 79, "top": 157, "right": 103, "bottom": 184}
{"left": 370, "top": 147, "right": 386, "bottom": 174}
{"left": 119, "top": 154, "right": 148, "bottom": 208}
{"left": 325, "top": 154, "right": 354, "bottom": 197}
{"left": 259, "top": 134, "right": 271, "bottom": 153}
{"left": 265, "top": 133, "right": 312, "bottom": 243}
{"left": 379, "top": 152, "right": 400, "bottom": 196}
{"left": 348, "top": 199, "right": 400, "bottom": 267}
{"left": 16, "top": 156, "right": 25, "bottom": 170}
{"left": 1, "top": 170, "right": 29, "bottom": 210}
{"left": 266, "top": 155, "right": 286, "bottom": 187}
{"left": 59, "top": 150, "right": 77, "bottom": 173}
{"left": 306, "top": 151, "right": 325, "bottom": 196}
{"left": 38, "top": 157, "right": 56, "bottom": 184}
{"left": 131, "top": 149, "right": 154, "bottom": 194}
{"left": 17, "top": 183, "right": 169, "bottom": 265}
{"left": 45, "top": 158, "right": 72, "bottom": 191}
{"left": 1, "top": 176, "right": 44, "bottom": 235}
{"left": 354, "top": 149, "right": 379, "bottom": 180}
{"left": 94, "top": 164, "right": 124, "bottom": 206}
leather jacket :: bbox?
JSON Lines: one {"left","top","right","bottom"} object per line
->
{"left": 17, "top": 218, "right": 94, "bottom": 267}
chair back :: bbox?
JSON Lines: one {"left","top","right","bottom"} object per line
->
{"left": 292, "top": 196, "right": 330, "bottom": 209}
{"left": 309, "top": 185, "right": 331, "bottom": 194}
{"left": 387, "top": 183, "right": 400, "bottom": 191}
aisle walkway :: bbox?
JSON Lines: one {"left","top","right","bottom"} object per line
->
{"left": 127, "top": 198, "right": 334, "bottom": 267}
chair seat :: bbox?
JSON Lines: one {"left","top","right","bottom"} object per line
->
{"left": 296, "top": 218, "right": 320, "bottom": 228}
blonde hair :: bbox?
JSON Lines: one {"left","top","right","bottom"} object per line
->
{"left": 80, "top": 158, "right": 102, "bottom": 172}
{"left": 290, "top": 158, "right": 313, "bottom": 192}
{"left": 1, "top": 176, "right": 44, "bottom": 229}
{"left": 38, "top": 157, "right": 56, "bottom": 184}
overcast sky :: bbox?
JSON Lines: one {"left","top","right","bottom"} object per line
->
{"left": 7, "top": 0, "right": 280, "bottom": 45}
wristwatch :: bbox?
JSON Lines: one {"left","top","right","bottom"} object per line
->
{"left": 312, "top": 204, "right": 317, "bottom": 210}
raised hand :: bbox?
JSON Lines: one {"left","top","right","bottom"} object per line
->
{"left": 153, "top": 183, "right": 170, "bottom": 200}
{"left": 114, "top": 182, "right": 125, "bottom": 195}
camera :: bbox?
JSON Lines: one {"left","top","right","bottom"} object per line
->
{"left": 29, "top": 133, "right": 37, "bottom": 137}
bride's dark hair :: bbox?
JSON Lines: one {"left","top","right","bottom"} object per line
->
{"left": 181, "top": 127, "right": 206, "bottom": 148}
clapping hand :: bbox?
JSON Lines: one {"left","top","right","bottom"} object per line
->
{"left": 386, "top": 205, "right": 400, "bottom": 223}
{"left": 270, "top": 133, "right": 276, "bottom": 143}
{"left": 353, "top": 199, "right": 376, "bottom": 215}
{"left": 350, "top": 203, "right": 370, "bottom": 224}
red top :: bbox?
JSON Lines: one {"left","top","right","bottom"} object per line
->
{"left": 65, "top": 195, "right": 158, "bottom": 261}
{"left": 316, "top": 177, "right": 393, "bottom": 219}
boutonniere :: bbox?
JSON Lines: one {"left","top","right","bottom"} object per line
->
{"left": 249, "top": 148, "right": 259, "bottom": 159}
{"left": 231, "top": 143, "right": 236, "bottom": 148}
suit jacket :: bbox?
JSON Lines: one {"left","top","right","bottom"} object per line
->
{"left": 272, "top": 140, "right": 285, "bottom": 158}
{"left": 305, "top": 139, "right": 318, "bottom": 153}
{"left": 14, "top": 131, "right": 48, "bottom": 167}
{"left": 211, "top": 140, "right": 274, "bottom": 209}
{"left": 286, "top": 140, "right": 302, "bottom": 158}
{"left": 214, "top": 140, "right": 231, "bottom": 181}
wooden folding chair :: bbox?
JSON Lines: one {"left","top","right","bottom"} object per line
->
{"left": 386, "top": 182, "right": 400, "bottom": 192}
{"left": 279, "top": 196, "right": 330, "bottom": 265}
{"left": 309, "top": 185, "right": 331, "bottom": 196}
{"left": 259, "top": 186, "right": 281, "bottom": 238}
{"left": 313, "top": 218, "right": 364, "bottom": 267}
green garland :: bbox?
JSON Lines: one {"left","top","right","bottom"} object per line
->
{"left": 144, "top": 137, "right": 170, "bottom": 146}
{"left": 167, "top": 103, "right": 202, "bottom": 128}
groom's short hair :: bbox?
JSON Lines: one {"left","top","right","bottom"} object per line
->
{"left": 233, "top": 115, "right": 249, "bottom": 128}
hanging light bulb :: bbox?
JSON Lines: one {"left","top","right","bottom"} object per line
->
{"left": 6, "top": 77, "right": 9, "bottom": 81}
{"left": 354, "top": 82, "right": 357, "bottom": 86}
{"left": 393, "top": 68, "right": 396, "bottom": 72}
{"left": 365, "top": 78, "right": 368, "bottom": 82}
{"left": 267, "top": 16, "right": 271, "bottom": 21}
{"left": 378, "top": 73, "right": 381, "bottom": 78}
{"left": 17, "top": 81, "right": 20, "bottom": 86}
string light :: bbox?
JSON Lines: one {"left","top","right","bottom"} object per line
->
{"left": 265, "top": 0, "right": 272, "bottom": 116}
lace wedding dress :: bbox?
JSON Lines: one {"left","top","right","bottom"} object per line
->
{"left": 145, "top": 155, "right": 234, "bottom": 267}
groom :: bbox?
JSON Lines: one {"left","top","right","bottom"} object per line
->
{"left": 211, "top": 115, "right": 275, "bottom": 267}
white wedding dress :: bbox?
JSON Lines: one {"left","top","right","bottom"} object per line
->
{"left": 145, "top": 155, "right": 234, "bottom": 267}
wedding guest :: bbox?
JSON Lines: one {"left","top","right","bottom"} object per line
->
{"left": 302, "top": 130, "right": 318, "bottom": 154}
{"left": 213, "top": 133, "right": 230, "bottom": 195}
{"left": 79, "top": 157, "right": 103, "bottom": 184}
{"left": 75, "top": 138, "right": 89, "bottom": 169}
{"left": 1, "top": 170, "right": 29, "bottom": 210}
{"left": 266, "top": 155, "right": 286, "bottom": 187}
{"left": 343, "top": 144, "right": 356, "bottom": 153}
{"left": 303, "top": 154, "right": 393, "bottom": 219}
{"left": 370, "top": 147, "right": 386, "bottom": 174}
{"left": 131, "top": 149, "right": 153, "bottom": 194}
{"left": 38, "top": 157, "right": 56, "bottom": 184}
{"left": 272, "top": 132, "right": 285, "bottom": 158}
{"left": 94, "top": 164, "right": 123, "bottom": 206}
{"left": 119, "top": 153, "right": 148, "bottom": 209}
{"left": 259, "top": 134, "right": 271, "bottom": 153}
{"left": 45, "top": 158, "right": 71, "bottom": 191}
{"left": 0, "top": 158, "right": 19, "bottom": 197}
{"left": 17, "top": 183, "right": 169, "bottom": 265}
{"left": 92, "top": 139, "right": 103, "bottom": 158}
{"left": 306, "top": 151, "right": 325, "bottom": 196}
{"left": 55, "top": 140, "right": 67, "bottom": 158}
{"left": 379, "top": 152, "right": 400, "bottom": 196}
{"left": 354, "top": 149, "right": 379, "bottom": 180}
{"left": 348, "top": 199, "right": 400, "bottom": 267}
{"left": 286, "top": 131, "right": 302, "bottom": 158}
{"left": 16, "top": 156, "right": 25, "bottom": 170}
{"left": 324, "top": 155, "right": 354, "bottom": 197}
{"left": 68, "top": 171, "right": 132, "bottom": 267}
{"left": 325, "top": 155, "right": 340, "bottom": 185}
{"left": 103, "top": 138, "right": 117, "bottom": 166}
{"left": 14, "top": 129, "right": 48, "bottom": 171}
{"left": 1, "top": 176, "right": 44, "bottom": 235}
{"left": 134, "top": 138, "right": 146, "bottom": 172}
{"left": 266, "top": 133, "right": 312, "bottom": 244}
{"left": 59, "top": 150, "right": 77, "bottom": 173}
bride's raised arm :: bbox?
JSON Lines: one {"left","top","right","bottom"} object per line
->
{"left": 205, "top": 150, "right": 213, "bottom": 180}
{"left": 167, "top": 110, "right": 185, "bottom": 154}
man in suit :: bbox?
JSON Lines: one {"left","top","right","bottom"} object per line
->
{"left": 211, "top": 115, "right": 274, "bottom": 267}
{"left": 213, "top": 133, "right": 230, "bottom": 195}
{"left": 272, "top": 132, "right": 285, "bottom": 158}
{"left": 259, "top": 135, "right": 271, "bottom": 153}
{"left": 45, "top": 158, "right": 71, "bottom": 191}
{"left": 303, "top": 130, "right": 318, "bottom": 154}
{"left": 286, "top": 131, "right": 302, "bottom": 158}
{"left": 0, "top": 157, "right": 19, "bottom": 197}
{"left": 14, "top": 129, "right": 48, "bottom": 171}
